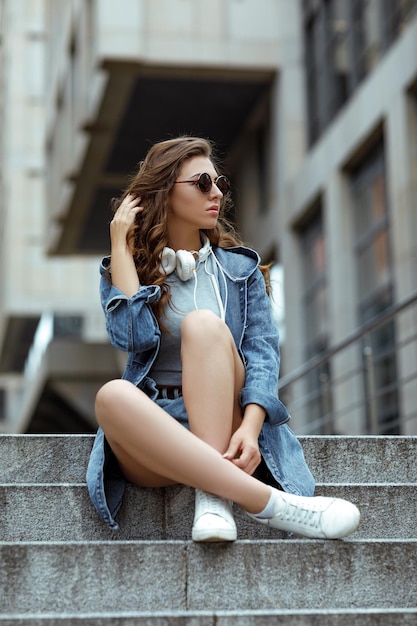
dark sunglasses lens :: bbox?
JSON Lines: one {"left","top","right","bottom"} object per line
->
{"left": 216, "top": 176, "right": 230, "bottom": 195}
{"left": 196, "top": 173, "right": 230, "bottom": 194}
{"left": 197, "top": 173, "right": 213, "bottom": 194}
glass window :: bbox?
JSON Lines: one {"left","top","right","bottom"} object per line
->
{"left": 327, "top": 0, "right": 352, "bottom": 113}
{"left": 412, "top": 90, "right": 417, "bottom": 278}
{"left": 302, "top": 211, "right": 328, "bottom": 352}
{"left": 256, "top": 114, "right": 270, "bottom": 215}
{"left": 305, "top": 8, "right": 324, "bottom": 143}
{"left": 299, "top": 208, "right": 333, "bottom": 433}
{"left": 352, "top": 145, "right": 391, "bottom": 306}
{"left": 382, "top": 0, "right": 417, "bottom": 48}
{"left": 351, "top": 141, "right": 399, "bottom": 433}
{"left": 303, "top": 0, "right": 417, "bottom": 144}
{"left": 0, "top": 388, "right": 5, "bottom": 421}
{"left": 270, "top": 264, "right": 285, "bottom": 343}
{"left": 304, "top": 0, "right": 354, "bottom": 143}
{"left": 53, "top": 315, "right": 83, "bottom": 338}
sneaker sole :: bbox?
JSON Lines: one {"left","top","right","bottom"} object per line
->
{"left": 192, "top": 527, "right": 237, "bottom": 542}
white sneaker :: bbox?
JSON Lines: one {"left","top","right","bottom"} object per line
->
{"left": 192, "top": 489, "right": 237, "bottom": 542}
{"left": 247, "top": 488, "right": 360, "bottom": 539}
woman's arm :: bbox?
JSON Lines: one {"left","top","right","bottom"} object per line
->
{"left": 110, "top": 194, "right": 143, "bottom": 297}
{"left": 241, "top": 403, "right": 267, "bottom": 437}
{"left": 99, "top": 194, "right": 161, "bottom": 354}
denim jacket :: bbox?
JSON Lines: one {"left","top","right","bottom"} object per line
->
{"left": 87, "top": 245, "right": 315, "bottom": 530}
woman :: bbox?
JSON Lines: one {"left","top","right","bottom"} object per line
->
{"left": 87, "top": 136, "right": 360, "bottom": 542}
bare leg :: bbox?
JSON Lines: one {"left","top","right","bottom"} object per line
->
{"left": 181, "top": 310, "right": 245, "bottom": 452}
{"left": 95, "top": 350, "right": 361, "bottom": 539}
{"left": 95, "top": 379, "right": 270, "bottom": 514}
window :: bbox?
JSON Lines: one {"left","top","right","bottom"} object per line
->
{"left": 412, "top": 89, "right": 417, "bottom": 278}
{"left": 351, "top": 143, "right": 391, "bottom": 316}
{"left": 352, "top": 0, "right": 383, "bottom": 81}
{"left": 302, "top": 213, "right": 328, "bottom": 353}
{"left": 256, "top": 120, "right": 269, "bottom": 215}
{"left": 299, "top": 208, "right": 333, "bottom": 432}
{"left": 303, "top": 0, "right": 417, "bottom": 144}
{"left": 0, "top": 388, "right": 5, "bottom": 421}
{"left": 304, "top": 0, "right": 355, "bottom": 143}
{"left": 382, "top": 0, "right": 417, "bottom": 48}
{"left": 304, "top": 5, "right": 325, "bottom": 143}
{"left": 351, "top": 141, "right": 399, "bottom": 433}
{"left": 327, "top": 0, "right": 352, "bottom": 115}
{"left": 53, "top": 315, "right": 83, "bottom": 338}
{"left": 270, "top": 264, "right": 285, "bottom": 343}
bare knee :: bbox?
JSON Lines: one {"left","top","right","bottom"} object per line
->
{"left": 95, "top": 379, "right": 132, "bottom": 428}
{"left": 181, "top": 310, "right": 227, "bottom": 345}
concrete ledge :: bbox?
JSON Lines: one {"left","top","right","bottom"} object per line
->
{"left": 1, "top": 435, "right": 417, "bottom": 484}
{"left": 0, "top": 435, "right": 93, "bottom": 484}
{"left": 0, "top": 483, "right": 414, "bottom": 541}
{"left": 301, "top": 436, "right": 417, "bottom": 483}
{"left": 1, "top": 540, "right": 416, "bottom": 613}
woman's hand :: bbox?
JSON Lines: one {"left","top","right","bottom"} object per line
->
{"left": 223, "top": 403, "right": 265, "bottom": 475}
{"left": 110, "top": 194, "right": 143, "bottom": 250}
{"left": 223, "top": 424, "right": 262, "bottom": 475}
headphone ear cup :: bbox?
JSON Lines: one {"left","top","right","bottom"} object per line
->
{"left": 176, "top": 250, "right": 195, "bottom": 281}
{"left": 160, "top": 247, "right": 177, "bottom": 275}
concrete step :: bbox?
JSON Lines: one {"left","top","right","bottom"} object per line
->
{"left": 1, "top": 435, "right": 416, "bottom": 484}
{"left": 1, "top": 540, "right": 416, "bottom": 613}
{"left": 1, "top": 608, "right": 417, "bottom": 625}
{"left": 2, "top": 435, "right": 416, "bottom": 624}
{"left": 0, "top": 483, "right": 415, "bottom": 541}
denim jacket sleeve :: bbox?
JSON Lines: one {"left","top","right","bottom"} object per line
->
{"left": 239, "top": 268, "right": 289, "bottom": 426}
{"left": 100, "top": 256, "right": 161, "bottom": 353}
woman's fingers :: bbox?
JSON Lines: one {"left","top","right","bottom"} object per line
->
{"left": 223, "top": 434, "right": 261, "bottom": 475}
{"left": 110, "top": 195, "right": 143, "bottom": 246}
{"left": 113, "top": 195, "right": 143, "bottom": 225}
{"left": 117, "top": 194, "right": 143, "bottom": 217}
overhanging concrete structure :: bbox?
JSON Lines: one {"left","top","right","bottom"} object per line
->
{"left": 50, "top": 63, "right": 275, "bottom": 255}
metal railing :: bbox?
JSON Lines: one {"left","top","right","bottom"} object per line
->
{"left": 279, "top": 291, "right": 417, "bottom": 436}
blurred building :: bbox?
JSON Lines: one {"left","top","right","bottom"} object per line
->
{"left": 0, "top": 0, "right": 416, "bottom": 435}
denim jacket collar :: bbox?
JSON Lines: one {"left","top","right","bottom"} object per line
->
{"left": 213, "top": 245, "right": 260, "bottom": 282}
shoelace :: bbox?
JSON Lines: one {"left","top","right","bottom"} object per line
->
{"left": 195, "top": 491, "right": 231, "bottom": 518}
{"left": 280, "top": 500, "right": 323, "bottom": 530}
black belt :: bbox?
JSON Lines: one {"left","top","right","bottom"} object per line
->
{"left": 156, "top": 386, "right": 183, "bottom": 400}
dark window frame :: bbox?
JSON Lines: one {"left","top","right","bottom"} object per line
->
{"left": 299, "top": 206, "right": 333, "bottom": 433}
{"left": 303, "top": 0, "right": 417, "bottom": 145}
{"left": 350, "top": 140, "right": 399, "bottom": 433}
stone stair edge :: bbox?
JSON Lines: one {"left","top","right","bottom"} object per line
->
{"left": 3, "top": 434, "right": 416, "bottom": 484}
{"left": 2, "top": 607, "right": 417, "bottom": 619}
{"left": 3, "top": 540, "right": 416, "bottom": 613}
{"left": 2, "top": 480, "right": 415, "bottom": 486}
{"left": 1, "top": 433, "right": 417, "bottom": 440}
{"left": 2, "top": 437, "right": 416, "bottom": 621}
{"left": 1, "top": 609, "right": 417, "bottom": 626}
{"left": 2, "top": 483, "right": 414, "bottom": 541}
{"left": 0, "top": 535, "right": 417, "bottom": 544}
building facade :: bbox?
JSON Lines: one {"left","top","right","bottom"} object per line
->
{"left": 276, "top": 0, "right": 417, "bottom": 435}
{"left": 0, "top": 0, "right": 416, "bottom": 435}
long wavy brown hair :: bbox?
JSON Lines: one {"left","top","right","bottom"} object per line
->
{"left": 108, "top": 136, "right": 270, "bottom": 328}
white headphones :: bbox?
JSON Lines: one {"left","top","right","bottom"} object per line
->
{"left": 160, "top": 236, "right": 211, "bottom": 281}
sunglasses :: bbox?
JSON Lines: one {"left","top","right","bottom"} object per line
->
{"left": 175, "top": 172, "right": 230, "bottom": 195}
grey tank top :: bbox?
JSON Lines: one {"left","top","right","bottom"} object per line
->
{"left": 150, "top": 253, "right": 223, "bottom": 386}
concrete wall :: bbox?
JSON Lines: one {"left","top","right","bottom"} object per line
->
{"left": 0, "top": 0, "right": 104, "bottom": 333}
